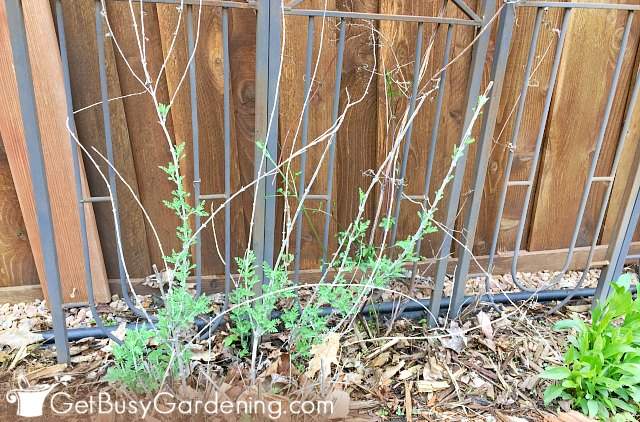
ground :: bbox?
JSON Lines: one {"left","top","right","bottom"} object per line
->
{"left": 0, "top": 270, "right": 625, "bottom": 421}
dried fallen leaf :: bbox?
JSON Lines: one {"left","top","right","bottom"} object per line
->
{"left": 0, "top": 327, "right": 43, "bottom": 349}
{"left": 190, "top": 349, "right": 218, "bottom": 362}
{"left": 380, "top": 360, "right": 405, "bottom": 386}
{"left": 423, "top": 357, "right": 444, "bottom": 380}
{"left": 416, "top": 380, "right": 449, "bottom": 393}
{"left": 9, "top": 344, "right": 29, "bottom": 370}
{"left": 306, "top": 332, "right": 340, "bottom": 379}
{"left": 398, "top": 365, "right": 420, "bottom": 381}
{"left": 70, "top": 354, "right": 95, "bottom": 364}
{"left": 370, "top": 351, "right": 390, "bottom": 368}
{"left": 496, "top": 411, "right": 530, "bottom": 422}
{"left": 27, "top": 364, "right": 67, "bottom": 382}
{"left": 440, "top": 321, "right": 467, "bottom": 353}
{"left": 477, "top": 311, "right": 493, "bottom": 339}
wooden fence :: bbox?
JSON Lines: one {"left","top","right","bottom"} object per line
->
{"left": 1, "top": 0, "right": 640, "bottom": 303}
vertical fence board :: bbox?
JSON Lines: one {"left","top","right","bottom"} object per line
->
{"left": 279, "top": 3, "right": 337, "bottom": 269}
{"left": 602, "top": 47, "right": 640, "bottom": 244}
{"left": 377, "top": 1, "right": 434, "bottom": 247}
{"left": 105, "top": 2, "right": 182, "bottom": 270}
{"left": 335, "top": 0, "right": 378, "bottom": 233}
{"left": 228, "top": 8, "right": 257, "bottom": 262}
{"left": 0, "top": 0, "right": 109, "bottom": 302}
{"left": 528, "top": 5, "right": 640, "bottom": 251}
{"left": 0, "top": 137, "right": 38, "bottom": 288}
{"left": 61, "top": 0, "right": 151, "bottom": 279}
{"left": 6, "top": 0, "right": 640, "bottom": 294}
{"left": 475, "top": 7, "right": 564, "bottom": 255}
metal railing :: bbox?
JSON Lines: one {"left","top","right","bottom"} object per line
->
{"left": 4, "top": 0, "right": 640, "bottom": 363}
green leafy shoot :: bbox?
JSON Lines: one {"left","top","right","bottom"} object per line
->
{"left": 541, "top": 274, "right": 640, "bottom": 420}
{"left": 107, "top": 141, "right": 210, "bottom": 393}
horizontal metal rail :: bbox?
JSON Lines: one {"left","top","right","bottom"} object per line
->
{"left": 106, "top": 0, "right": 256, "bottom": 8}
{"left": 284, "top": 9, "right": 482, "bottom": 26}
{"left": 520, "top": 1, "right": 640, "bottom": 11}
{"left": 39, "top": 286, "right": 625, "bottom": 344}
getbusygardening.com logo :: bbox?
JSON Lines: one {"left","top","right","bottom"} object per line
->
{"left": 5, "top": 381, "right": 337, "bottom": 419}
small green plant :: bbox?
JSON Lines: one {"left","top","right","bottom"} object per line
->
{"left": 224, "top": 252, "right": 296, "bottom": 357}
{"left": 541, "top": 274, "right": 640, "bottom": 420}
{"left": 223, "top": 93, "right": 487, "bottom": 370}
{"left": 107, "top": 125, "right": 210, "bottom": 393}
{"left": 384, "top": 70, "right": 401, "bottom": 101}
{"left": 105, "top": 327, "right": 174, "bottom": 393}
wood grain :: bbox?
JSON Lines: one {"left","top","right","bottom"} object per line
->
{"left": 110, "top": 242, "right": 640, "bottom": 297}
{"left": 4, "top": 0, "right": 640, "bottom": 293}
{"left": 335, "top": 0, "right": 378, "bottom": 232}
{"left": 0, "top": 0, "right": 109, "bottom": 302}
{"left": 60, "top": 0, "right": 152, "bottom": 278}
{"left": 376, "top": 0, "right": 478, "bottom": 259}
{"left": 278, "top": 2, "right": 338, "bottom": 269}
{"left": 105, "top": 2, "right": 180, "bottom": 268}
{"left": 0, "top": 285, "right": 44, "bottom": 304}
{"left": 475, "top": 7, "right": 564, "bottom": 255}
{"left": 601, "top": 47, "right": 640, "bottom": 243}
{"left": 0, "top": 137, "right": 38, "bottom": 287}
{"left": 528, "top": 3, "right": 640, "bottom": 251}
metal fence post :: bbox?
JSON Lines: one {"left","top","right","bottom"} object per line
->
{"left": 4, "top": 0, "right": 69, "bottom": 363}
{"left": 428, "top": 0, "right": 496, "bottom": 325}
{"left": 595, "top": 157, "right": 640, "bottom": 305}
{"left": 253, "top": 0, "right": 281, "bottom": 278}
{"left": 450, "top": 2, "right": 516, "bottom": 316}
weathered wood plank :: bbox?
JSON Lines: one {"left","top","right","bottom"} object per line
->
{"left": 279, "top": 2, "right": 337, "bottom": 269}
{"left": 105, "top": 2, "right": 180, "bottom": 269}
{"left": 60, "top": 0, "right": 152, "bottom": 278}
{"left": 110, "top": 242, "right": 640, "bottom": 296}
{"left": 602, "top": 45, "right": 640, "bottom": 243}
{"left": 0, "top": 285, "right": 44, "bottom": 305}
{"left": 528, "top": 4, "right": 640, "bottom": 251}
{"left": 0, "top": 0, "right": 110, "bottom": 303}
{"left": 475, "top": 7, "right": 564, "bottom": 255}
{"left": 335, "top": 0, "right": 378, "bottom": 233}
{"left": 0, "top": 137, "right": 38, "bottom": 287}
{"left": 376, "top": 0, "right": 478, "bottom": 260}
{"left": 228, "top": 7, "right": 258, "bottom": 263}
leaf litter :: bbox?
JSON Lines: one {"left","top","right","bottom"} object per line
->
{"left": 0, "top": 271, "right": 611, "bottom": 421}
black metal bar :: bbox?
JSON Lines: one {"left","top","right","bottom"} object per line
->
{"left": 294, "top": 15, "right": 315, "bottom": 284}
{"left": 39, "top": 286, "right": 619, "bottom": 343}
{"left": 263, "top": 0, "right": 282, "bottom": 272}
{"left": 429, "top": 0, "right": 496, "bottom": 325}
{"left": 95, "top": 0, "right": 147, "bottom": 320}
{"left": 450, "top": 2, "right": 516, "bottom": 316}
{"left": 284, "top": 9, "right": 482, "bottom": 26}
{"left": 253, "top": 0, "right": 270, "bottom": 280}
{"left": 320, "top": 18, "right": 346, "bottom": 273}
{"left": 187, "top": 5, "right": 203, "bottom": 296}
{"left": 390, "top": 21, "right": 425, "bottom": 245}
{"left": 5, "top": 0, "right": 69, "bottom": 363}
{"left": 55, "top": 0, "right": 114, "bottom": 343}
